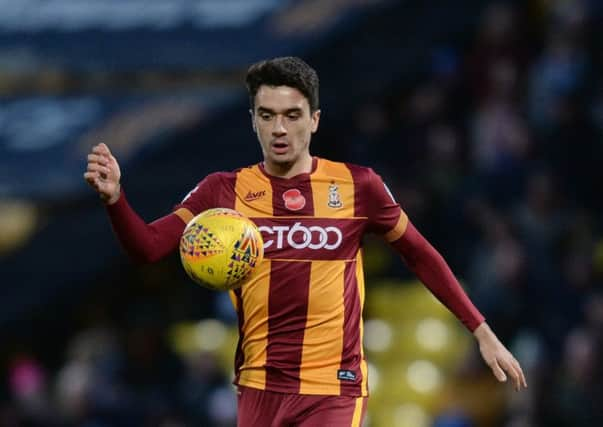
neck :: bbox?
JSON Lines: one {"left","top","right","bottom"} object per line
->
{"left": 263, "top": 154, "right": 313, "bottom": 179}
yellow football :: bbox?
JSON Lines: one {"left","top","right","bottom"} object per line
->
{"left": 179, "top": 208, "right": 264, "bottom": 291}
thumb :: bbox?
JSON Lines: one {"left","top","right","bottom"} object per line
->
{"left": 98, "top": 142, "right": 113, "bottom": 157}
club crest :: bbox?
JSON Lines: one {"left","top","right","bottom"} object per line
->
{"left": 328, "top": 182, "right": 343, "bottom": 208}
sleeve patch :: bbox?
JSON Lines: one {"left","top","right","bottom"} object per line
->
{"left": 174, "top": 208, "right": 194, "bottom": 225}
{"left": 384, "top": 210, "right": 408, "bottom": 242}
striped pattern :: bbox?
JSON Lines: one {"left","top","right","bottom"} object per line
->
{"left": 299, "top": 260, "right": 345, "bottom": 394}
{"left": 384, "top": 211, "right": 409, "bottom": 242}
{"left": 173, "top": 207, "right": 194, "bottom": 225}
{"left": 351, "top": 397, "right": 367, "bottom": 427}
{"left": 234, "top": 165, "right": 274, "bottom": 218}
{"left": 310, "top": 158, "right": 355, "bottom": 219}
{"left": 235, "top": 259, "right": 271, "bottom": 388}
{"left": 265, "top": 260, "right": 312, "bottom": 391}
{"left": 176, "top": 158, "right": 405, "bottom": 397}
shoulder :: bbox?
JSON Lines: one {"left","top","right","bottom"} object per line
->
{"left": 204, "top": 170, "right": 236, "bottom": 183}
{"left": 316, "top": 157, "right": 375, "bottom": 182}
{"left": 180, "top": 166, "right": 250, "bottom": 209}
{"left": 196, "top": 163, "right": 267, "bottom": 191}
{"left": 343, "top": 161, "right": 376, "bottom": 179}
{"left": 323, "top": 159, "right": 382, "bottom": 191}
{"left": 201, "top": 165, "right": 252, "bottom": 186}
{"left": 340, "top": 161, "right": 391, "bottom": 198}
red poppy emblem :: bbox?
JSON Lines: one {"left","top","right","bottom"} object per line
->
{"left": 282, "top": 189, "right": 306, "bottom": 211}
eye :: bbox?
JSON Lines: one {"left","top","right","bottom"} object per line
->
{"left": 259, "top": 113, "right": 273, "bottom": 121}
{"left": 287, "top": 113, "right": 301, "bottom": 120}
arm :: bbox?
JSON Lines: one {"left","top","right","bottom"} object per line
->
{"left": 390, "top": 221, "right": 484, "bottom": 331}
{"left": 361, "top": 168, "right": 527, "bottom": 391}
{"left": 105, "top": 191, "right": 187, "bottom": 263}
{"left": 84, "top": 143, "right": 187, "bottom": 263}
{"left": 391, "top": 221, "right": 527, "bottom": 391}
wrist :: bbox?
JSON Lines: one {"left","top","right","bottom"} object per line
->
{"left": 473, "top": 322, "right": 495, "bottom": 342}
{"left": 105, "top": 185, "right": 121, "bottom": 205}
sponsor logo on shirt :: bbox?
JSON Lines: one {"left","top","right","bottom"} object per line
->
{"left": 337, "top": 369, "right": 357, "bottom": 381}
{"left": 258, "top": 223, "right": 343, "bottom": 250}
{"left": 244, "top": 190, "right": 266, "bottom": 202}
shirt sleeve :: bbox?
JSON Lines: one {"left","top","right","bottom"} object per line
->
{"left": 390, "top": 221, "right": 485, "bottom": 332}
{"left": 363, "top": 168, "right": 484, "bottom": 331}
{"left": 106, "top": 189, "right": 187, "bottom": 263}
{"left": 105, "top": 174, "right": 220, "bottom": 264}
{"left": 365, "top": 168, "right": 409, "bottom": 241}
{"left": 172, "top": 173, "right": 221, "bottom": 224}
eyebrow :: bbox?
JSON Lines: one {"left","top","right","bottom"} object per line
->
{"left": 256, "top": 107, "right": 303, "bottom": 114}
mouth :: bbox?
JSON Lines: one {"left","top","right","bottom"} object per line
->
{"left": 271, "top": 141, "right": 289, "bottom": 155}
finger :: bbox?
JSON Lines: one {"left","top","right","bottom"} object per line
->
{"left": 87, "top": 153, "right": 107, "bottom": 165}
{"left": 91, "top": 148, "right": 115, "bottom": 168}
{"left": 84, "top": 173, "right": 110, "bottom": 195}
{"left": 511, "top": 367, "right": 521, "bottom": 391}
{"left": 521, "top": 371, "right": 528, "bottom": 388}
{"left": 91, "top": 146, "right": 111, "bottom": 159}
{"left": 510, "top": 360, "right": 526, "bottom": 390}
{"left": 92, "top": 143, "right": 110, "bottom": 155}
{"left": 501, "top": 359, "right": 522, "bottom": 391}
{"left": 489, "top": 360, "right": 507, "bottom": 383}
{"left": 87, "top": 163, "right": 111, "bottom": 175}
{"left": 84, "top": 171, "right": 99, "bottom": 183}
{"left": 83, "top": 173, "right": 101, "bottom": 190}
{"left": 514, "top": 360, "right": 528, "bottom": 388}
{"left": 98, "top": 143, "right": 112, "bottom": 156}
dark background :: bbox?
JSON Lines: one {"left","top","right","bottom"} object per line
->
{"left": 1, "top": 1, "right": 602, "bottom": 426}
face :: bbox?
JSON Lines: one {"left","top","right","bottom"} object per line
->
{"left": 251, "top": 85, "right": 320, "bottom": 172}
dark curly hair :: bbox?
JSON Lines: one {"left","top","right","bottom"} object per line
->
{"left": 245, "top": 56, "right": 320, "bottom": 112}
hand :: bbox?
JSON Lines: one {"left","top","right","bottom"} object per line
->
{"left": 83, "top": 143, "right": 122, "bottom": 204}
{"left": 473, "top": 322, "right": 528, "bottom": 391}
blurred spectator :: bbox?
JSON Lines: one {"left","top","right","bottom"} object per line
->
{"left": 54, "top": 327, "right": 134, "bottom": 426}
{"left": 433, "top": 407, "right": 474, "bottom": 427}
{"left": 178, "top": 351, "right": 234, "bottom": 426}
{"left": 528, "top": 31, "right": 590, "bottom": 133}
{"left": 470, "top": 58, "right": 532, "bottom": 205}
{"left": 465, "top": 202, "right": 525, "bottom": 341}
{"left": 466, "top": 2, "right": 530, "bottom": 102}
{"left": 8, "top": 356, "right": 53, "bottom": 427}
{"left": 542, "top": 328, "right": 602, "bottom": 426}
{"left": 422, "top": 123, "right": 464, "bottom": 202}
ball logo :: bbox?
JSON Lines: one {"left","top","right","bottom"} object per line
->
{"left": 283, "top": 188, "right": 306, "bottom": 211}
{"left": 259, "top": 223, "right": 343, "bottom": 250}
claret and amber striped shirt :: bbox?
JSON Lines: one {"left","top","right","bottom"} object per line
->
{"left": 174, "top": 157, "right": 409, "bottom": 397}
{"left": 107, "top": 156, "right": 484, "bottom": 398}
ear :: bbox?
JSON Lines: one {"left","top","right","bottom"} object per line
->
{"left": 311, "top": 109, "right": 321, "bottom": 133}
{"left": 249, "top": 109, "right": 257, "bottom": 133}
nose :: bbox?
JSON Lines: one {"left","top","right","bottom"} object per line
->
{"left": 272, "top": 116, "right": 287, "bottom": 136}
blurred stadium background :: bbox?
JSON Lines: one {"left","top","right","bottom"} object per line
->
{"left": 1, "top": 0, "right": 602, "bottom": 426}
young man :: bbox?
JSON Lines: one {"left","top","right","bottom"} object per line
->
{"left": 85, "top": 57, "right": 526, "bottom": 427}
